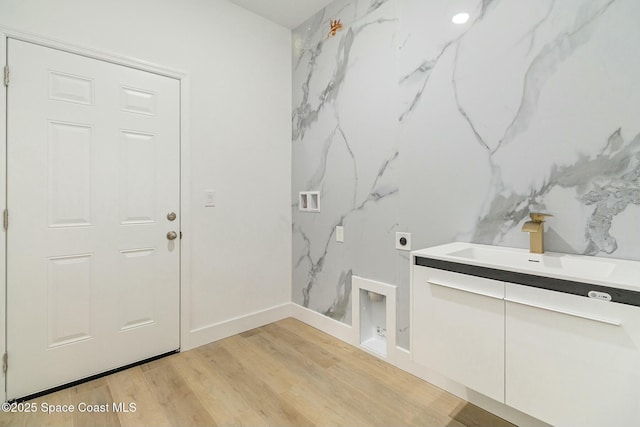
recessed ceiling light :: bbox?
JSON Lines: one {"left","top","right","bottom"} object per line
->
{"left": 452, "top": 12, "right": 470, "bottom": 24}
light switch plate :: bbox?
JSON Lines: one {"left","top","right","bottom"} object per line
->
{"left": 205, "top": 190, "right": 216, "bottom": 207}
{"left": 336, "top": 226, "right": 344, "bottom": 243}
{"left": 396, "top": 232, "right": 411, "bottom": 250}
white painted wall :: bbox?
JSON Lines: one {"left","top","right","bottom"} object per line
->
{"left": 0, "top": 0, "right": 292, "bottom": 351}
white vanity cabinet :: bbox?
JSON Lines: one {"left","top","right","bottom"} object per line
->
{"left": 412, "top": 266, "right": 505, "bottom": 402}
{"left": 412, "top": 243, "right": 640, "bottom": 426}
{"left": 505, "top": 284, "right": 640, "bottom": 427}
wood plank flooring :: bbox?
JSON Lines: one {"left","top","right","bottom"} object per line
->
{"left": 0, "top": 318, "right": 515, "bottom": 427}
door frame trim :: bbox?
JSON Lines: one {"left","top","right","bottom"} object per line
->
{"left": 0, "top": 27, "right": 193, "bottom": 402}
{"left": 1, "top": 30, "right": 7, "bottom": 404}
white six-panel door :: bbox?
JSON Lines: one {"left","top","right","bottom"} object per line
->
{"left": 6, "top": 39, "right": 180, "bottom": 399}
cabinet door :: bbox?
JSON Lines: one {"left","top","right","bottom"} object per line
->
{"left": 412, "top": 267, "right": 505, "bottom": 402}
{"left": 506, "top": 284, "right": 640, "bottom": 427}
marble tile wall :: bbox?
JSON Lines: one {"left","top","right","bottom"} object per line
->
{"left": 292, "top": 0, "right": 640, "bottom": 349}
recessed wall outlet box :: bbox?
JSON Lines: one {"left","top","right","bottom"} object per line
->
{"left": 205, "top": 190, "right": 216, "bottom": 207}
{"left": 299, "top": 191, "right": 320, "bottom": 212}
{"left": 336, "top": 226, "right": 344, "bottom": 242}
{"left": 396, "top": 232, "right": 411, "bottom": 250}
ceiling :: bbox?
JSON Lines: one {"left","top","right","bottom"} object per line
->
{"left": 227, "top": 0, "right": 335, "bottom": 29}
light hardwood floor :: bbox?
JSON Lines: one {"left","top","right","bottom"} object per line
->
{"left": 0, "top": 318, "right": 515, "bottom": 427}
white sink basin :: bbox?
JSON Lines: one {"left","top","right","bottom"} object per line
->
{"left": 413, "top": 242, "right": 640, "bottom": 291}
{"left": 447, "top": 246, "right": 617, "bottom": 279}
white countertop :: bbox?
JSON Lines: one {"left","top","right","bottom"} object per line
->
{"left": 412, "top": 242, "right": 640, "bottom": 292}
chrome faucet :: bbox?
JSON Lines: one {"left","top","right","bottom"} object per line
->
{"left": 521, "top": 213, "right": 552, "bottom": 254}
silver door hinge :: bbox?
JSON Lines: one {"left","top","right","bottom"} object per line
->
{"left": 2, "top": 352, "right": 7, "bottom": 374}
{"left": 3, "top": 65, "right": 8, "bottom": 87}
{"left": 3, "top": 209, "right": 7, "bottom": 231}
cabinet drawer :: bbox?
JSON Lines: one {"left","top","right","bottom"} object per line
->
{"left": 506, "top": 284, "right": 640, "bottom": 427}
{"left": 412, "top": 267, "right": 505, "bottom": 402}
{"left": 413, "top": 266, "right": 504, "bottom": 300}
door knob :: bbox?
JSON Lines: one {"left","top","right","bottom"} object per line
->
{"left": 167, "top": 212, "right": 177, "bottom": 221}
{"left": 166, "top": 231, "right": 178, "bottom": 241}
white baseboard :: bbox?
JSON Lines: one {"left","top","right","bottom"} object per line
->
{"left": 289, "top": 303, "right": 355, "bottom": 345}
{"left": 184, "top": 302, "right": 293, "bottom": 351}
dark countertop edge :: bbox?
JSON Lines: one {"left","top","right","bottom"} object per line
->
{"left": 415, "top": 256, "right": 640, "bottom": 308}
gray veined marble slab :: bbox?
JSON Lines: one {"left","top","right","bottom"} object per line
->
{"left": 293, "top": 0, "right": 640, "bottom": 350}
{"left": 292, "top": 0, "right": 399, "bottom": 329}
